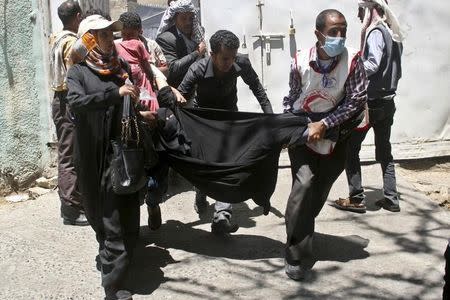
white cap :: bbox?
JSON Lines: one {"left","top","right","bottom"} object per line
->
{"left": 77, "top": 14, "right": 123, "bottom": 37}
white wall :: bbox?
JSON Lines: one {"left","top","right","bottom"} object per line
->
{"left": 200, "top": 0, "right": 450, "bottom": 160}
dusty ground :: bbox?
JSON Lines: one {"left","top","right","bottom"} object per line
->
{"left": 1, "top": 164, "right": 449, "bottom": 299}
{"left": 0, "top": 155, "right": 449, "bottom": 299}
{"left": 397, "top": 157, "right": 450, "bottom": 210}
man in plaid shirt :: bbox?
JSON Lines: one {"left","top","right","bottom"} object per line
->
{"left": 283, "top": 9, "right": 368, "bottom": 281}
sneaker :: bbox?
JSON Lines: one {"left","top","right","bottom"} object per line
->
{"left": 376, "top": 199, "right": 400, "bottom": 212}
{"left": 211, "top": 218, "right": 239, "bottom": 235}
{"left": 62, "top": 213, "right": 89, "bottom": 226}
{"left": 194, "top": 192, "right": 208, "bottom": 214}
{"left": 284, "top": 259, "right": 307, "bottom": 281}
{"left": 147, "top": 205, "right": 162, "bottom": 230}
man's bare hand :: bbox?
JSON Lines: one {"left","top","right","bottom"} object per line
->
{"left": 171, "top": 87, "right": 187, "bottom": 105}
{"left": 197, "top": 41, "right": 207, "bottom": 57}
{"left": 119, "top": 84, "right": 140, "bottom": 102}
{"left": 307, "top": 121, "right": 327, "bottom": 143}
{"left": 139, "top": 111, "right": 158, "bottom": 128}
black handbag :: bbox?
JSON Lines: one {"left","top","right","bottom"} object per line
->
{"left": 110, "top": 94, "right": 147, "bottom": 195}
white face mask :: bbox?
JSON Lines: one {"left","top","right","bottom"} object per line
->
{"left": 319, "top": 32, "right": 346, "bottom": 57}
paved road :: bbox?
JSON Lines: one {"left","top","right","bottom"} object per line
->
{"left": 0, "top": 162, "right": 448, "bottom": 299}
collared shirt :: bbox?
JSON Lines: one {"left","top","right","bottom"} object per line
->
{"left": 364, "top": 29, "right": 385, "bottom": 77}
{"left": 50, "top": 31, "right": 77, "bottom": 91}
{"left": 178, "top": 55, "right": 273, "bottom": 113}
{"left": 282, "top": 46, "right": 368, "bottom": 128}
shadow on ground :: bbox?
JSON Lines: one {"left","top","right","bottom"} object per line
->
{"left": 124, "top": 241, "right": 176, "bottom": 295}
{"left": 128, "top": 172, "right": 448, "bottom": 298}
{"left": 130, "top": 222, "right": 372, "bottom": 297}
{"left": 140, "top": 221, "right": 370, "bottom": 263}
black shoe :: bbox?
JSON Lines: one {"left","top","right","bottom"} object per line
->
{"left": 194, "top": 192, "right": 208, "bottom": 214}
{"left": 376, "top": 199, "right": 400, "bottom": 212}
{"left": 211, "top": 218, "right": 239, "bottom": 235}
{"left": 104, "top": 286, "right": 133, "bottom": 300}
{"left": 284, "top": 259, "right": 307, "bottom": 281}
{"left": 62, "top": 213, "right": 89, "bottom": 226}
{"left": 147, "top": 204, "right": 162, "bottom": 230}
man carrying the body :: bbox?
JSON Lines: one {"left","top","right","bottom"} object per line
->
{"left": 282, "top": 9, "right": 368, "bottom": 280}
{"left": 178, "top": 29, "right": 273, "bottom": 234}
{"left": 50, "top": 0, "right": 88, "bottom": 226}
{"left": 333, "top": 0, "right": 404, "bottom": 213}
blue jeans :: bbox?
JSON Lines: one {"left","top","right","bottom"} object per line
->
{"left": 345, "top": 99, "right": 398, "bottom": 205}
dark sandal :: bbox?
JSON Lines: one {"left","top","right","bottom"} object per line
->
{"left": 331, "top": 198, "right": 367, "bottom": 213}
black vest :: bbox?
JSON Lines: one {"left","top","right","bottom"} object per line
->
{"left": 364, "top": 24, "right": 403, "bottom": 100}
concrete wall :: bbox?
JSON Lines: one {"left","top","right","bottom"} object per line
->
{"left": 0, "top": 0, "right": 52, "bottom": 194}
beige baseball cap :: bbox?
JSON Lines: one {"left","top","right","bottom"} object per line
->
{"left": 77, "top": 14, "right": 123, "bottom": 37}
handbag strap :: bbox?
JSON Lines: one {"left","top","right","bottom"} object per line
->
{"left": 121, "top": 79, "right": 140, "bottom": 145}
{"left": 121, "top": 78, "right": 131, "bottom": 143}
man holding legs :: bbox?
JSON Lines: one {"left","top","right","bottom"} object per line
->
{"left": 282, "top": 9, "right": 368, "bottom": 280}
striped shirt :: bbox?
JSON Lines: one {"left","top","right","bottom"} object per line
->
{"left": 282, "top": 46, "right": 368, "bottom": 129}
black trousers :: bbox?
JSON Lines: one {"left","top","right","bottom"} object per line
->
{"left": 52, "top": 91, "right": 83, "bottom": 218}
{"left": 345, "top": 99, "right": 398, "bottom": 205}
{"left": 84, "top": 178, "right": 140, "bottom": 288}
{"left": 285, "top": 139, "right": 348, "bottom": 264}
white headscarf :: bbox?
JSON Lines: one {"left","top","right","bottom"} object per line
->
{"left": 358, "top": 0, "right": 405, "bottom": 44}
{"left": 156, "top": 0, "right": 204, "bottom": 44}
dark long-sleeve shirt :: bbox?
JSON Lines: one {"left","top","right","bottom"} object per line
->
{"left": 178, "top": 55, "right": 273, "bottom": 113}
{"left": 156, "top": 26, "right": 201, "bottom": 87}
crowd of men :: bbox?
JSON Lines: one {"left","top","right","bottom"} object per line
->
{"left": 49, "top": 0, "right": 449, "bottom": 300}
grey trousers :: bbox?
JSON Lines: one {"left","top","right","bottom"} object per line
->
{"left": 285, "top": 140, "right": 348, "bottom": 264}
{"left": 196, "top": 190, "right": 233, "bottom": 222}
{"left": 345, "top": 100, "right": 398, "bottom": 205}
{"left": 52, "top": 91, "right": 83, "bottom": 218}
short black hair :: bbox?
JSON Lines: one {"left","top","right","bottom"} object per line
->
{"left": 83, "top": 8, "right": 111, "bottom": 21}
{"left": 57, "top": 0, "right": 82, "bottom": 26}
{"left": 315, "top": 9, "right": 345, "bottom": 32}
{"left": 209, "top": 30, "right": 240, "bottom": 54}
{"left": 119, "top": 12, "right": 142, "bottom": 30}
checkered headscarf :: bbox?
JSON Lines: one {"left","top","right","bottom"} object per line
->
{"left": 358, "top": 0, "right": 405, "bottom": 46}
{"left": 156, "top": 0, "right": 204, "bottom": 44}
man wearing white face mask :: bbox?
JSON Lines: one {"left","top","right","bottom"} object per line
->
{"left": 282, "top": 9, "right": 368, "bottom": 280}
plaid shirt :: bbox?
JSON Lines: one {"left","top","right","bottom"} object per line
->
{"left": 282, "top": 46, "right": 368, "bottom": 129}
